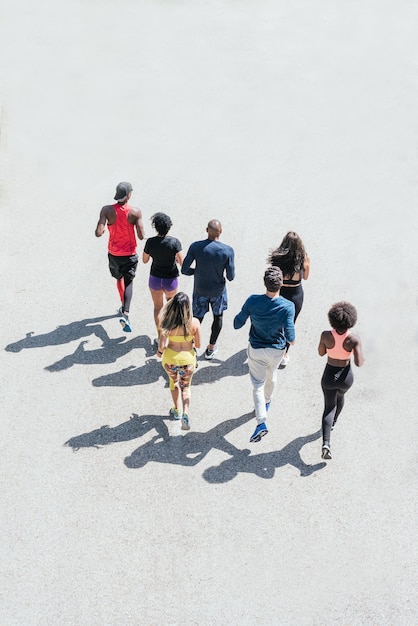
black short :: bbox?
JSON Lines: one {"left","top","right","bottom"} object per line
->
{"left": 108, "top": 253, "right": 138, "bottom": 281}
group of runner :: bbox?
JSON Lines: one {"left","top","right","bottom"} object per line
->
{"left": 95, "top": 182, "right": 364, "bottom": 460}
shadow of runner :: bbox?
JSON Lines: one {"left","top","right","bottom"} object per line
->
{"left": 192, "top": 349, "right": 248, "bottom": 384}
{"left": 92, "top": 357, "right": 169, "bottom": 387}
{"left": 47, "top": 335, "right": 153, "bottom": 372}
{"left": 64, "top": 413, "right": 170, "bottom": 450}
{"left": 124, "top": 412, "right": 254, "bottom": 468}
{"left": 5, "top": 315, "right": 116, "bottom": 352}
{"left": 5, "top": 314, "right": 153, "bottom": 372}
{"left": 202, "top": 430, "right": 326, "bottom": 483}
{"left": 94, "top": 348, "right": 249, "bottom": 388}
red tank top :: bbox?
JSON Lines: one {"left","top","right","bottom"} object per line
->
{"left": 108, "top": 203, "right": 137, "bottom": 256}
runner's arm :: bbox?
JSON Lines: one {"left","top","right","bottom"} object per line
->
{"left": 284, "top": 304, "right": 296, "bottom": 345}
{"left": 192, "top": 318, "right": 202, "bottom": 349}
{"left": 303, "top": 255, "right": 310, "bottom": 280}
{"left": 134, "top": 210, "right": 145, "bottom": 240}
{"left": 318, "top": 331, "right": 328, "bottom": 356}
{"left": 233, "top": 300, "right": 250, "bottom": 329}
{"left": 352, "top": 335, "right": 365, "bottom": 367}
{"left": 95, "top": 206, "right": 108, "bottom": 237}
{"left": 181, "top": 246, "right": 195, "bottom": 275}
{"left": 226, "top": 249, "right": 235, "bottom": 281}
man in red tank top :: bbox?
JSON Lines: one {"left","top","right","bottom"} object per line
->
{"left": 95, "top": 182, "right": 145, "bottom": 332}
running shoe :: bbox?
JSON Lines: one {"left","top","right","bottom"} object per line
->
{"left": 250, "top": 422, "right": 268, "bottom": 443}
{"left": 119, "top": 316, "right": 132, "bottom": 333}
{"left": 169, "top": 407, "right": 181, "bottom": 420}
{"left": 265, "top": 401, "right": 271, "bottom": 412}
{"left": 117, "top": 306, "right": 124, "bottom": 316}
{"left": 280, "top": 354, "right": 290, "bottom": 367}
{"left": 205, "top": 346, "right": 218, "bottom": 360}
{"left": 181, "top": 415, "right": 190, "bottom": 430}
{"left": 321, "top": 444, "right": 332, "bottom": 460}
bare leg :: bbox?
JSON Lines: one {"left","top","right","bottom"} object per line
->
{"left": 150, "top": 288, "right": 164, "bottom": 332}
{"left": 170, "top": 387, "right": 181, "bottom": 412}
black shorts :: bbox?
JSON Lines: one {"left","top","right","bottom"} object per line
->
{"left": 108, "top": 253, "right": 138, "bottom": 281}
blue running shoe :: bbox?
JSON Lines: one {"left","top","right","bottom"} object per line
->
{"left": 119, "top": 316, "right": 132, "bottom": 332}
{"left": 169, "top": 407, "right": 181, "bottom": 420}
{"left": 250, "top": 422, "right": 268, "bottom": 443}
{"left": 265, "top": 401, "right": 271, "bottom": 412}
{"left": 181, "top": 415, "right": 190, "bottom": 430}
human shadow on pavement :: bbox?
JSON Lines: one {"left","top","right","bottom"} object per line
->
{"left": 92, "top": 357, "right": 168, "bottom": 387}
{"left": 192, "top": 348, "right": 248, "bottom": 384}
{"left": 91, "top": 348, "right": 248, "bottom": 388}
{"left": 124, "top": 412, "right": 254, "bottom": 469}
{"left": 202, "top": 430, "right": 326, "bottom": 482}
{"left": 4, "top": 315, "right": 154, "bottom": 372}
{"left": 47, "top": 335, "right": 153, "bottom": 372}
{"left": 64, "top": 413, "right": 171, "bottom": 450}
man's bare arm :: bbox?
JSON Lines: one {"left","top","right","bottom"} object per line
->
{"left": 130, "top": 208, "right": 145, "bottom": 240}
{"left": 95, "top": 206, "right": 108, "bottom": 237}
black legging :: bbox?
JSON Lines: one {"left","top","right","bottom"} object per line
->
{"left": 280, "top": 284, "right": 304, "bottom": 351}
{"left": 123, "top": 278, "right": 134, "bottom": 313}
{"left": 321, "top": 363, "right": 354, "bottom": 445}
{"left": 198, "top": 313, "right": 223, "bottom": 346}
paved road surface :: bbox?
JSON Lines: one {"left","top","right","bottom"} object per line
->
{"left": 1, "top": 1, "right": 417, "bottom": 624}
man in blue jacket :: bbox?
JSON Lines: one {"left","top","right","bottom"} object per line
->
{"left": 182, "top": 219, "right": 235, "bottom": 359}
{"left": 234, "top": 267, "right": 295, "bottom": 442}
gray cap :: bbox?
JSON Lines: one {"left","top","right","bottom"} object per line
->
{"left": 114, "top": 182, "right": 133, "bottom": 202}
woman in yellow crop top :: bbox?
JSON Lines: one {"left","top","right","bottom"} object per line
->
{"left": 157, "top": 292, "right": 201, "bottom": 430}
{"left": 318, "top": 301, "right": 364, "bottom": 460}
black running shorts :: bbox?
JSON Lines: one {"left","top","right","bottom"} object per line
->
{"left": 108, "top": 253, "right": 138, "bottom": 281}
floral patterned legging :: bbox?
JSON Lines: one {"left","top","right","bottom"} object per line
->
{"left": 164, "top": 363, "right": 195, "bottom": 393}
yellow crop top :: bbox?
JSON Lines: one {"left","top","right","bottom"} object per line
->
{"left": 168, "top": 334, "right": 193, "bottom": 342}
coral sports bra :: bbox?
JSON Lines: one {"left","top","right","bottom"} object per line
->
{"left": 326, "top": 330, "right": 352, "bottom": 360}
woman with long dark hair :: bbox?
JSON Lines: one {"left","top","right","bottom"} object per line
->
{"left": 268, "top": 231, "right": 310, "bottom": 365}
{"left": 157, "top": 292, "right": 201, "bottom": 430}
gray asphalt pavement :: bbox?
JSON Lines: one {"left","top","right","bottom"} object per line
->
{"left": 1, "top": 1, "right": 417, "bottom": 624}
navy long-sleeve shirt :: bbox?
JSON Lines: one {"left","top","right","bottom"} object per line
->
{"left": 181, "top": 239, "right": 235, "bottom": 298}
{"left": 234, "top": 294, "right": 295, "bottom": 350}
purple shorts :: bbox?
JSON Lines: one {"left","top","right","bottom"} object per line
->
{"left": 148, "top": 275, "right": 178, "bottom": 292}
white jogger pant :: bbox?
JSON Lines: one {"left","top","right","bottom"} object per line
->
{"left": 247, "top": 343, "right": 285, "bottom": 424}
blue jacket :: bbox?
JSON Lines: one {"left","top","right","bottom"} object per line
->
{"left": 234, "top": 294, "right": 295, "bottom": 349}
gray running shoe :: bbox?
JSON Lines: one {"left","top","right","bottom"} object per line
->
{"left": 205, "top": 346, "right": 218, "bottom": 360}
{"left": 321, "top": 444, "right": 332, "bottom": 460}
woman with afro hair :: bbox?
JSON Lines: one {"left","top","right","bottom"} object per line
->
{"left": 318, "top": 301, "right": 364, "bottom": 460}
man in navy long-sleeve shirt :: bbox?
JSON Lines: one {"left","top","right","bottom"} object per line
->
{"left": 182, "top": 219, "right": 235, "bottom": 359}
{"left": 234, "top": 267, "right": 295, "bottom": 442}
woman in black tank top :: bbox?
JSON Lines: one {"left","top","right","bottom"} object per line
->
{"left": 268, "top": 231, "right": 310, "bottom": 365}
